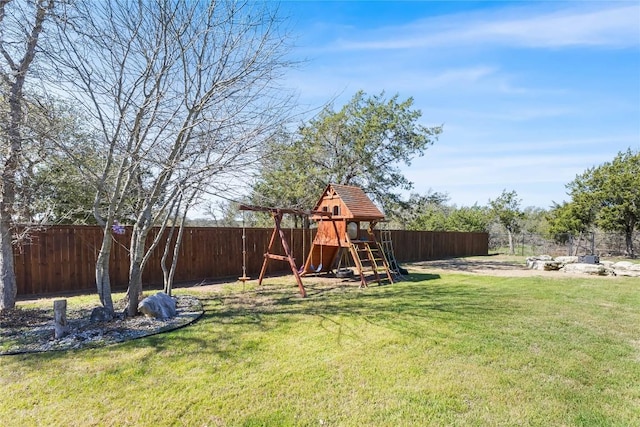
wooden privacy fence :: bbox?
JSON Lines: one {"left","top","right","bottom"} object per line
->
{"left": 13, "top": 226, "right": 488, "bottom": 296}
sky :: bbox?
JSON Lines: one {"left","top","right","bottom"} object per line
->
{"left": 278, "top": 0, "right": 640, "bottom": 209}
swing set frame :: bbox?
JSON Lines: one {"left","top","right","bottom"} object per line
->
{"left": 238, "top": 204, "right": 331, "bottom": 297}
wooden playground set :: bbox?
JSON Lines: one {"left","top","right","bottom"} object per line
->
{"left": 239, "top": 184, "right": 403, "bottom": 297}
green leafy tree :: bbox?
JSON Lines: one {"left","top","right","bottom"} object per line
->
{"left": 521, "top": 207, "right": 550, "bottom": 235}
{"left": 546, "top": 201, "right": 596, "bottom": 255}
{"left": 389, "top": 192, "right": 490, "bottom": 232}
{"left": 489, "top": 189, "right": 524, "bottom": 254}
{"left": 446, "top": 204, "right": 492, "bottom": 233}
{"left": 17, "top": 98, "right": 105, "bottom": 224}
{"left": 568, "top": 149, "right": 640, "bottom": 257}
{"left": 251, "top": 132, "right": 318, "bottom": 227}
{"left": 30, "top": 141, "right": 102, "bottom": 224}
{"left": 252, "top": 91, "right": 443, "bottom": 215}
{"left": 547, "top": 201, "right": 594, "bottom": 238}
{"left": 409, "top": 205, "right": 449, "bottom": 231}
{"left": 386, "top": 191, "right": 449, "bottom": 230}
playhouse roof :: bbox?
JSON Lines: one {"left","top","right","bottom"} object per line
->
{"left": 313, "top": 183, "right": 385, "bottom": 220}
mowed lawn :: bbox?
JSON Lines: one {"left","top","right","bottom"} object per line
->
{"left": 1, "top": 266, "right": 639, "bottom": 426}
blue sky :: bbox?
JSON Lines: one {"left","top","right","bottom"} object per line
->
{"left": 279, "top": 0, "right": 640, "bottom": 209}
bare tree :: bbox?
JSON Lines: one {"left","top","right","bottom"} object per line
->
{"left": 49, "top": 0, "right": 293, "bottom": 316}
{"left": 0, "top": 0, "right": 54, "bottom": 310}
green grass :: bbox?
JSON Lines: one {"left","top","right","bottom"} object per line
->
{"left": 1, "top": 269, "right": 639, "bottom": 426}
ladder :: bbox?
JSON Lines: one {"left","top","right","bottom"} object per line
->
{"left": 348, "top": 239, "right": 394, "bottom": 288}
{"left": 379, "top": 229, "right": 404, "bottom": 279}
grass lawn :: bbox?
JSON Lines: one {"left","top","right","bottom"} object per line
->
{"left": 1, "top": 266, "right": 639, "bottom": 426}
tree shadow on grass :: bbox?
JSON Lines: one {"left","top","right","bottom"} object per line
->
{"left": 6, "top": 273, "right": 515, "bottom": 366}
{"left": 178, "top": 275, "right": 511, "bottom": 352}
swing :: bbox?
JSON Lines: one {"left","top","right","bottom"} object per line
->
{"left": 297, "top": 217, "right": 308, "bottom": 273}
{"left": 238, "top": 211, "right": 250, "bottom": 283}
{"left": 311, "top": 244, "right": 323, "bottom": 272}
{"left": 308, "top": 218, "right": 324, "bottom": 272}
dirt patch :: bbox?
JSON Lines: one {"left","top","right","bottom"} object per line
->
{"left": 412, "top": 257, "right": 528, "bottom": 275}
{"left": 408, "top": 256, "right": 618, "bottom": 278}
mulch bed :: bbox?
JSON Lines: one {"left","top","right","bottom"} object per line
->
{"left": 0, "top": 295, "right": 203, "bottom": 355}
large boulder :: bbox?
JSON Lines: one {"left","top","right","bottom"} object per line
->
{"left": 138, "top": 292, "right": 177, "bottom": 319}
{"left": 526, "top": 255, "right": 560, "bottom": 271}
{"left": 560, "top": 263, "right": 606, "bottom": 276}
{"left": 611, "top": 261, "right": 640, "bottom": 277}
{"left": 554, "top": 256, "right": 579, "bottom": 264}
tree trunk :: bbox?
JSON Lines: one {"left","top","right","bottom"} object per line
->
{"left": 507, "top": 230, "right": 515, "bottom": 255}
{"left": 127, "top": 225, "right": 149, "bottom": 317}
{"left": 161, "top": 227, "right": 177, "bottom": 296}
{"left": 0, "top": 0, "right": 53, "bottom": 310}
{"left": 0, "top": 80, "right": 22, "bottom": 312}
{"left": 574, "top": 232, "right": 583, "bottom": 256}
{"left": 95, "top": 230, "right": 114, "bottom": 315}
{"left": 127, "top": 259, "right": 143, "bottom": 318}
{"left": 625, "top": 226, "right": 635, "bottom": 258}
{"left": 165, "top": 208, "right": 189, "bottom": 296}
{"left": 0, "top": 220, "right": 16, "bottom": 310}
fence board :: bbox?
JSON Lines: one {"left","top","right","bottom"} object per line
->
{"left": 13, "top": 226, "right": 487, "bottom": 296}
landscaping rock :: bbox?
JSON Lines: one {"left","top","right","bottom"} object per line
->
{"left": 90, "top": 306, "right": 113, "bottom": 323}
{"left": 600, "top": 260, "right": 615, "bottom": 269}
{"left": 560, "top": 263, "right": 606, "bottom": 276}
{"left": 611, "top": 261, "right": 640, "bottom": 277}
{"left": 526, "top": 255, "right": 553, "bottom": 269}
{"left": 138, "top": 292, "right": 177, "bottom": 319}
{"left": 529, "top": 260, "right": 561, "bottom": 271}
{"left": 555, "top": 256, "right": 579, "bottom": 264}
{"left": 526, "top": 255, "right": 561, "bottom": 271}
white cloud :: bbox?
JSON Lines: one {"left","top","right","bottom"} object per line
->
{"left": 334, "top": 4, "right": 640, "bottom": 51}
{"left": 423, "top": 66, "right": 497, "bottom": 86}
{"left": 476, "top": 5, "right": 640, "bottom": 48}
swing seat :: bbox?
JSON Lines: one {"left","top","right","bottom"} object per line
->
{"left": 310, "top": 243, "right": 324, "bottom": 273}
{"left": 238, "top": 276, "right": 251, "bottom": 283}
{"left": 308, "top": 263, "right": 322, "bottom": 273}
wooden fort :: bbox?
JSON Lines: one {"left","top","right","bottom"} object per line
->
{"left": 300, "top": 184, "right": 394, "bottom": 288}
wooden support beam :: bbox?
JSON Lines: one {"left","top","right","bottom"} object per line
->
{"left": 265, "top": 254, "right": 291, "bottom": 262}
{"left": 256, "top": 210, "right": 307, "bottom": 298}
{"left": 239, "top": 204, "right": 332, "bottom": 218}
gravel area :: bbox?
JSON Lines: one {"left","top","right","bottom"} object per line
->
{"left": 410, "top": 256, "right": 621, "bottom": 278}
